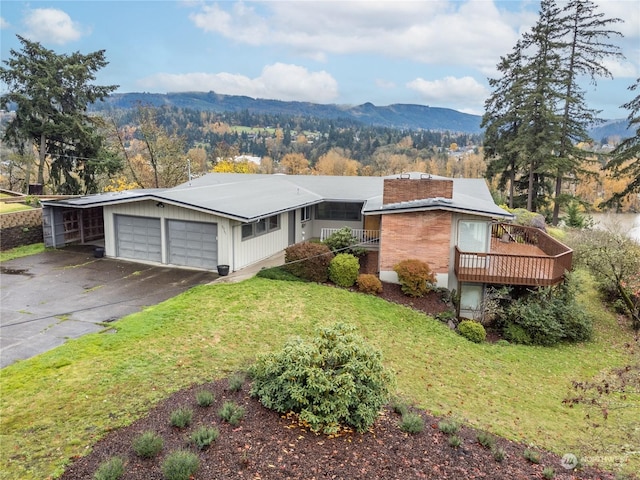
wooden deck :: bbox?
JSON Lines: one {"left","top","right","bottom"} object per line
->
{"left": 455, "top": 224, "right": 573, "bottom": 286}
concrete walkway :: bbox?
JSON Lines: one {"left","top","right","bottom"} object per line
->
{"left": 213, "top": 251, "right": 285, "bottom": 284}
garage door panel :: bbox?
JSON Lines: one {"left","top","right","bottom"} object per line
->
{"left": 116, "top": 215, "right": 162, "bottom": 263}
{"left": 168, "top": 220, "right": 217, "bottom": 269}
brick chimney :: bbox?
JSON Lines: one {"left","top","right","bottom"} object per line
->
{"left": 383, "top": 177, "right": 453, "bottom": 204}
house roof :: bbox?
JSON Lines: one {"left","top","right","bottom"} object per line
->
{"left": 41, "top": 173, "right": 513, "bottom": 222}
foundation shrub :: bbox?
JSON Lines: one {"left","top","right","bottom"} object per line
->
{"left": 458, "top": 320, "right": 486, "bottom": 343}
{"left": 322, "top": 227, "right": 366, "bottom": 257}
{"left": 284, "top": 242, "right": 334, "bottom": 283}
{"left": 393, "top": 259, "right": 436, "bottom": 297}
{"left": 328, "top": 253, "right": 360, "bottom": 287}
{"left": 357, "top": 274, "right": 383, "bottom": 294}
{"left": 249, "top": 323, "right": 394, "bottom": 434}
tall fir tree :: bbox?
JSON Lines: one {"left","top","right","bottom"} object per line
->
{"left": 0, "top": 35, "right": 119, "bottom": 194}
{"left": 550, "top": 0, "right": 623, "bottom": 224}
{"left": 604, "top": 78, "right": 640, "bottom": 209}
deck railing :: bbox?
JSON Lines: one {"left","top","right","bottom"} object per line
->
{"left": 320, "top": 228, "right": 380, "bottom": 246}
{"left": 454, "top": 223, "right": 573, "bottom": 286}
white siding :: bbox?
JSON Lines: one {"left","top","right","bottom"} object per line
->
{"left": 104, "top": 201, "right": 231, "bottom": 270}
{"left": 232, "top": 213, "right": 289, "bottom": 270}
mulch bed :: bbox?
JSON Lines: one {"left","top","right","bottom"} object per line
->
{"left": 60, "top": 378, "right": 617, "bottom": 480}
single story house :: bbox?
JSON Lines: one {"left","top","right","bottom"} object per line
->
{"left": 41, "top": 172, "right": 572, "bottom": 317}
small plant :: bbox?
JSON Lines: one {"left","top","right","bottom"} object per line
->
{"left": 161, "top": 450, "right": 199, "bottom": 480}
{"left": 543, "top": 466, "right": 555, "bottom": 479}
{"left": 93, "top": 456, "right": 125, "bottom": 480}
{"left": 228, "top": 372, "right": 245, "bottom": 392}
{"left": 328, "top": 253, "right": 360, "bottom": 287}
{"left": 448, "top": 434, "right": 462, "bottom": 448}
{"left": 169, "top": 408, "right": 193, "bottom": 428}
{"left": 357, "top": 274, "right": 383, "bottom": 294}
{"left": 492, "top": 446, "right": 506, "bottom": 462}
{"left": 190, "top": 425, "right": 220, "bottom": 450}
{"left": 476, "top": 431, "right": 495, "bottom": 449}
{"left": 399, "top": 412, "right": 424, "bottom": 434}
{"left": 393, "top": 259, "right": 436, "bottom": 297}
{"left": 496, "top": 339, "right": 510, "bottom": 346}
{"left": 132, "top": 431, "right": 164, "bottom": 458}
{"left": 218, "top": 401, "right": 245, "bottom": 426}
{"left": 458, "top": 320, "right": 486, "bottom": 343}
{"left": 438, "top": 418, "right": 460, "bottom": 435}
{"left": 390, "top": 396, "right": 409, "bottom": 416}
{"left": 523, "top": 448, "right": 541, "bottom": 464}
{"left": 196, "top": 390, "right": 214, "bottom": 407}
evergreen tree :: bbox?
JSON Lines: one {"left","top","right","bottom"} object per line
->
{"left": 0, "top": 35, "right": 120, "bottom": 194}
{"left": 550, "top": 0, "right": 623, "bottom": 224}
{"left": 604, "top": 78, "right": 640, "bottom": 209}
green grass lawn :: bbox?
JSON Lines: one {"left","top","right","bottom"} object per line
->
{"left": 0, "top": 243, "right": 46, "bottom": 262}
{"left": 0, "top": 271, "right": 636, "bottom": 479}
{"left": 0, "top": 201, "right": 32, "bottom": 214}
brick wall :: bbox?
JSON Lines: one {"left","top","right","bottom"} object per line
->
{"left": 383, "top": 178, "right": 453, "bottom": 204}
{"left": 379, "top": 211, "right": 452, "bottom": 274}
{"left": 0, "top": 209, "right": 43, "bottom": 250}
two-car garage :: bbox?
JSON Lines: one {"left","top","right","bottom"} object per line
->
{"left": 115, "top": 215, "right": 218, "bottom": 269}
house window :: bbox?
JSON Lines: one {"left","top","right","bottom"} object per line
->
{"left": 301, "top": 206, "right": 311, "bottom": 222}
{"left": 460, "top": 283, "right": 483, "bottom": 311}
{"left": 241, "top": 214, "right": 280, "bottom": 240}
{"left": 458, "top": 220, "right": 489, "bottom": 252}
{"left": 316, "top": 202, "right": 362, "bottom": 221}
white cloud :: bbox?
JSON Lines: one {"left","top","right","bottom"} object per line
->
{"left": 137, "top": 63, "right": 339, "bottom": 103}
{"left": 188, "top": 1, "right": 523, "bottom": 71}
{"left": 602, "top": 58, "right": 638, "bottom": 78}
{"left": 23, "top": 8, "right": 84, "bottom": 45}
{"left": 594, "top": 0, "right": 640, "bottom": 38}
{"left": 407, "top": 76, "right": 488, "bottom": 112}
{"left": 1, "top": 17, "right": 10, "bottom": 29}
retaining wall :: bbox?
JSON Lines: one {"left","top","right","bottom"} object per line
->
{"left": 0, "top": 208, "right": 43, "bottom": 250}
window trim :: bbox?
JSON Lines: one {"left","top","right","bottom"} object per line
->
{"left": 301, "top": 205, "right": 312, "bottom": 222}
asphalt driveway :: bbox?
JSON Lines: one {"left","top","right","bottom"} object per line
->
{"left": 0, "top": 245, "right": 219, "bottom": 368}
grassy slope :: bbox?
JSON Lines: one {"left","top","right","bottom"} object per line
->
{"left": 0, "top": 273, "right": 635, "bottom": 479}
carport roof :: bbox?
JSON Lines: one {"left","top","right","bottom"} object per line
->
{"left": 41, "top": 173, "right": 512, "bottom": 222}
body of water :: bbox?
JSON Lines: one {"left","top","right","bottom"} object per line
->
{"left": 590, "top": 212, "right": 640, "bottom": 243}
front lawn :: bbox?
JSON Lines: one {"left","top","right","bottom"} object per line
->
{"left": 0, "top": 272, "right": 636, "bottom": 479}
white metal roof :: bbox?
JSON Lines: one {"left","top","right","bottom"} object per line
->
{"left": 41, "top": 173, "right": 513, "bottom": 221}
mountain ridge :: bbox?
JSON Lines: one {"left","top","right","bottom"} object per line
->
{"left": 93, "top": 91, "right": 631, "bottom": 139}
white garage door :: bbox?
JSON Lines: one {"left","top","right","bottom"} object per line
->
{"left": 168, "top": 220, "right": 218, "bottom": 269}
{"left": 115, "top": 215, "right": 162, "bottom": 262}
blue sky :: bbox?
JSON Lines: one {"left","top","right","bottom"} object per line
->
{"left": 1, "top": 0, "right": 638, "bottom": 119}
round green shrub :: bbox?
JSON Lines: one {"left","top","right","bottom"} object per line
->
{"left": 249, "top": 323, "right": 394, "bottom": 434}
{"left": 132, "top": 431, "right": 163, "bottom": 458}
{"left": 94, "top": 456, "right": 125, "bottom": 480}
{"left": 393, "top": 259, "right": 436, "bottom": 297}
{"left": 323, "top": 227, "right": 365, "bottom": 256}
{"left": 503, "top": 323, "right": 533, "bottom": 345}
{"left": 399, "top": 412, "right": 424, "bottom": 434}
{"left": 190, "top": 426, "right": 220, "bottom": 450}
{"left": 458, "top": 320, "right": 486, "bottom": 343}
{"left": 284, "top": 242, "right": 334, "bottom": 282}
{"left": 328, "top": 253, "right": 360, "bottom": 287}
{"left": 357, "top": 274, "right": 383, "bottom": 294}
{"left": 195, "top": 390, "right": 214, "bottom": 407}
{"left": 161, "top": 450, "right": 199, "bottom": 480}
